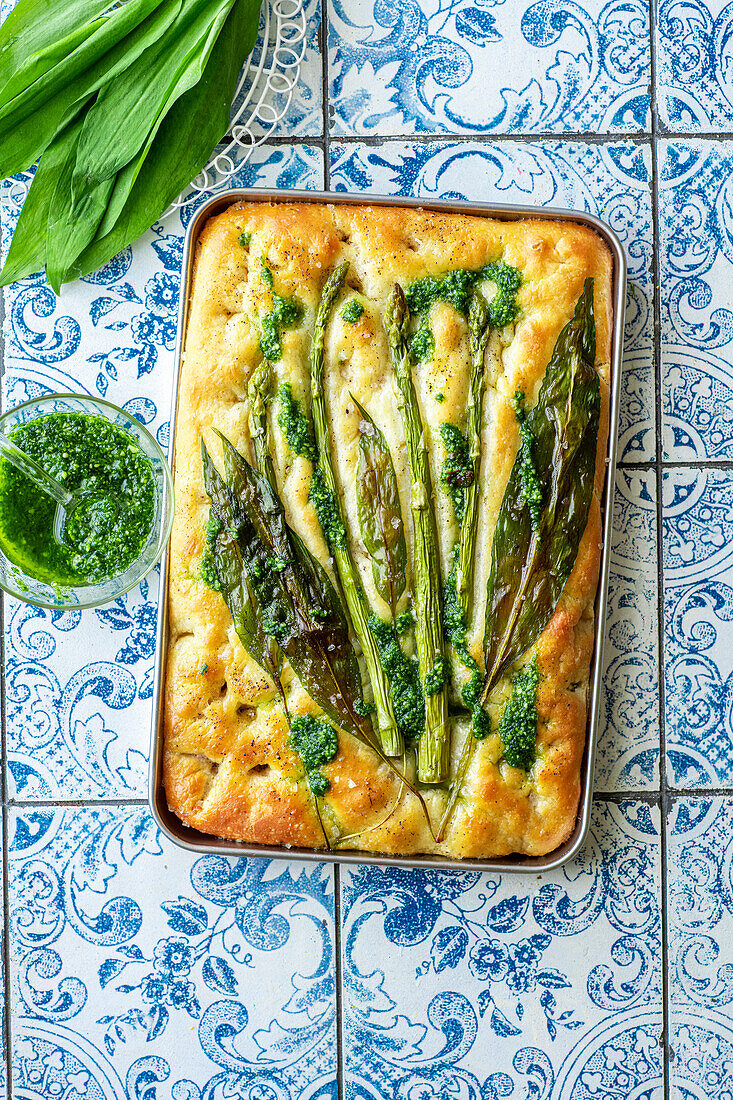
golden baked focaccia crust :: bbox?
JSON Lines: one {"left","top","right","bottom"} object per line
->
{"left": 164, "top": 201, "right": 612, "bottom": 859}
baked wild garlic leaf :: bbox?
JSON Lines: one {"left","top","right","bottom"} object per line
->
{"left": 201, "top": 433, "right": 368, "bottom": 742}
{"left": 201, "top": 429, "right": 436, "bottom": 841}
{"left": 309, "top": 263, "right": 404, "bottom": 758}
{"left": 352, "top": 393, "right": 407, "bottom": 621}
{"left": 438, "top": 278, "right": 601, "bottom": 839}
{"left": 351, "top": 393, "right": 425, "bottom": 746}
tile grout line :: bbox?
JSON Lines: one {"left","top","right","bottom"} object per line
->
{"left": 333, "top": 864, "right": 344, "bottom": 1100}
{"left": 649, "top": 4, "right": 672, "bottom": 1094}
{"left": 0, "top": 220, "right": 12, "bottom": 1095}
{"left": 328, "top": 130, "right": 653, "bottom": 146}
{"left": 321, "top": 0, "right": 331, "bottom": 188}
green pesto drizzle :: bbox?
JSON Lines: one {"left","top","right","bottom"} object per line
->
{"left": 252, "top": 555, "right": 293, "bottom": 578}
{"left": 368, "top": 613, "right": 424, "bottom": 742}
{"left": 424, "top": 654, "right": 451, "bottom": 696}
{"left": 512, "top": 390, "right": 543, "bottom": 531}
{"left": 499, "top": 656, "right": 540, "bottom": 770}
{"left": 442, "top": 563, "right": 490, "bottom": 739}
{"left": 410, "top": 316, "right": 435, "bottom": 363}
{"left": 201, "top": 513, "right": 222, "bottom": 592}
{"left": 277, "top": 383, "right": 317, "bottom": 461}
{"left": 238, "top": 231, "right": 251, "bottom": 247}
{"left": 258, "top": 262, "right": 303, "bottom": 361}
{"left": 341, "top": 298, "right": 364, "bottom": 323}
{"left": 395, "top": 608, "right": 414, "bottom": 635}
{"left": 261, "top": 610, "right": 290, "bottom": 643}
{"left": 309, "top": 466, "right": 347, "bottom": 549}
{"left": 439, "top": 423, "right": 473, "bottom": 525}
{"left": 289, "top": 713, "right": 339, "bottom": 796}
{"left": 405, "top": 259, "right": 522, "bottom": 362}
{"left": 259, "top": 256, "right": 274, "bottom": 287}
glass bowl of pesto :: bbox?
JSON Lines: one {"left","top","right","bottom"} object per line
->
{"left": 0, "top": 394, "right": 174, "bottom": 610}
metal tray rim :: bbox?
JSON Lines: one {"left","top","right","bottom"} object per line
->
{"left": 148, "top": 186, "right": 626, "bottom": 874}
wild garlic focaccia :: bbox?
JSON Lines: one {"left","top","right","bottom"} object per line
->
{"left": 164, "top": 201, "right": 612, "bottom": 860}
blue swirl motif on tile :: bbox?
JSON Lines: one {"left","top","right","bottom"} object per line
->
{"left": 667, "top": 800, "right": 733, "bottom": 1095}
{"left": 5, "top": 583, "right": 155, "bottom": 800}
{"left": 597, "top": 471, "right": 659, "bottom": 791}
{"left": 657, "top": 0, "right": 733, "bottom": 130}
{"left": 662, "top": 470, "right": 733, "bottom": 787}
{"left": 330, "top": 0, "right": 649, "bottom": 135}
{"left": 660, "top": 142, "right": 733, "bottom": 459}
{"left": 10, "top": 808, "right": 336, "bottom": 1098}
{"left": 342, "top": 804, "right": 660, "bottom": 1098}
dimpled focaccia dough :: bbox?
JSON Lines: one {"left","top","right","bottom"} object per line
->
{"left": 163, "top": 201, "right": 613, "bottom": 858}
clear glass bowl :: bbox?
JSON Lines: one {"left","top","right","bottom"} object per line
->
{"left": 0, "top": 394, "right": 174, "bottom": 610}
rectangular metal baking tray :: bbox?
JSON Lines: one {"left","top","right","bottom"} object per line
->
{"left": 148, "top": 188, "right": 626, "bottom": 873}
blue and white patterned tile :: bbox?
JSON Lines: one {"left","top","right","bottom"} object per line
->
{"left": 656, "top": 0, "right": 733, "bottom": 132}
{"left": 0, "top": 145, "right": 323, "bottom": 801}
{"left": 8, "top": 806, "right": 336, "bottom": 1098}
{"left": 341, "top": 799, "right": 662, "bottom": 1098}
{"left": 243, "top": 0, "right": 323, "bottom": 136}
{"left": 327, "top": 0, "right": 651, "bottom": 136}
{"left": 660, "top": 140, "right": 733, "bottom": 461}
{"left": 663, "top": 468, "right": 733, "bottom": 789}
{"left": 596, "top": 470, "right": 659, "bottom": 793}
{"left": 667, "top": 796, "right": 733, "bottom": 1099}
{"left": 331, "top": 139, "right": 655, "bottom": 462}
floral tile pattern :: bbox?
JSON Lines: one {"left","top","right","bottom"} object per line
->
{"left": 243, "top": 0, "right": 324, "bottom": 136}
{"left": 330, "top": 138, "right": 655, "bottom": 462}
{"left": 8, "top": 806, "right": 337, "bottom": 1099}
{"left": 341, "top": 800, "right": 662, "bottom": 1097}
{"left": 597, "top": 470, "right": 659, "bottom": 792}
{"left": 663, "top": 468, "right": 733, "bottom": 788}
{"left": 1, "top": 144, "right": 324, "bottom": 802}
{"left": 667, "top": 797, "right": 733, "bottom": 1098}
{"left": 656, "top": 0, "right": 733, "bottom": 132}
{"left": 659, "top": 139, "right": 733, "bottom": 461}
{"left": 328, "top": 0, "right": 651, "bottom": 136}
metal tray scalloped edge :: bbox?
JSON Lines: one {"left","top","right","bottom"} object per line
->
{"left": 148, "top": 188, "right": 626, "bottom": 874}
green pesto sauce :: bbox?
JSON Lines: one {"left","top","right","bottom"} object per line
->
{"left": 410, "top": 316, "right": 435, "bottom": 363}
{"left": 201, "top": 513, "right": 222, "bottom": 591}
{"left": 0, "top": 412, "right": 156, "bottom": 586}
{"left": 439, "top": 423, "right": 473, "bottom": 525}
{"left": 424, "top": 654, "right": 451, "bottom": 696}
{"left": 309, "top": 467, "right": 346, "bottom": 549}
{"left": 499, "top": 656, "right": 540, "bottom": 770}
{"left": 341, "top": 298, "right": 364, "bottom": 323}
{"left": 369, "top": 613, "right": 424, "bottom": 742}
{"left": 435, "top": 393, "right": 445, "bottom": 403}
{"left": 353, "top": 697, "right": 376, "bottom": 717}
{"left": 238, "top": 231, "right": 251, "bottom": 247}
{"left": 443, "top": 564, "right": 491, "bottom": 739}
{"left": 259, "top": 263, "right": 303, "bottom": 361}
{"left": 262, "top": 610, "right": 290, "bottom": 643}
{"left": 513, "top": 391, "right": 542, "bottom": 531}
{"left": 395, "top": 608, "right": 414, "bottom": 635}
{"left": 405, "top": 259, "right": 522, "bottom": 362}
{"left": 277, "top": 383, "right": 317, "bottom": 461}
{"left": 252, "top": 554, "right": 293, "bottom": 579}
{"left": 259, "top": 256, "right": 274, "bottom": 287}
{"left": 290, "top": 713, "right": 339, "bottom": 796}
